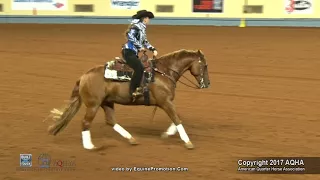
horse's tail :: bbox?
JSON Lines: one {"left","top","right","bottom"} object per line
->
{"left": 47, "top": 80, "right": 82, "bottom": 135}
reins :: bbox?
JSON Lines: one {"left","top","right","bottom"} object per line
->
{"left": 166, "top": 67, "right": 200, "bottom": 89}
{"left": 152, "top": 57, "right": 200, "bottom": 89}
{"left": 140, "top": 52, "right": 200, "bottom": 89}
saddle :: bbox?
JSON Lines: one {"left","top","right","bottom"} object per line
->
{"left": 104, "top": 52, "right": 156, "bottom": 105}
{"left": 112, "top": 53, "right": 152, "bottom": 73}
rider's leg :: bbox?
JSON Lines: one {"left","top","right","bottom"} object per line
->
{"left": 122, "top": 49, "right": 144, "bottom": 96}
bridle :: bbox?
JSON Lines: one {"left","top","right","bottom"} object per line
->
{"left": 152, "top": 55, "right": 208, "bottom": 89}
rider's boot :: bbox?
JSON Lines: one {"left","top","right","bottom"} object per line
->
{"left": 132, "top": 87, "right": 143, "bottom": 102}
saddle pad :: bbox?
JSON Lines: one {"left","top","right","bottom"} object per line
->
{"left": 104, "top": 62, "right": 132, "bottom": 81}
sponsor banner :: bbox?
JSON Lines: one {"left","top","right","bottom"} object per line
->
{"left": 193, "top": 0, "right": 223, "bottom": 13}
{"left": 285, "top": 0, "right": 312, "bottom": 14}
{"left": 12, "top": 0, "right": 67, "bottom": 10}
{"left": 111, "top": 0, "right": 140, "bottom": 10}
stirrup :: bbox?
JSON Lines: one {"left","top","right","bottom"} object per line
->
{"left": 132, "top": 87, "right": 143, "bottom": 102}
{"left": 132, "top": 87, "right": 143, "bottom": 96}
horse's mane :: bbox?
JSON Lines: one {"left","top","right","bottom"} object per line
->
{"left": 156, "top": 49, "right": 198, "bottom": 62}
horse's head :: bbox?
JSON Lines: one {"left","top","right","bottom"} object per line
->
{"left": 189, "top": 50, "right": 210, "bottom": 89}
{"left": 156, "top": 49, "right": 210, "bottom": 89}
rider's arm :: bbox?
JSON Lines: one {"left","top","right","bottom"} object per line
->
{"left": 127, "top": 28, "right": 143, "bottom": 50}
{"left": 144, "top": 37, "right": 156, "bottom": 52}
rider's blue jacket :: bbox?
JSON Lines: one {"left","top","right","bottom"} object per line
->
{"left": 122, "top": 20, "right": 156, "bottom": 55}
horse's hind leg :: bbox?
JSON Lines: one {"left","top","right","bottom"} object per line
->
{"left": 101, "top": 101, "right": 138, "bottom": 145}
{"left": 81, "top": 105, "right": 99, "bottom": 150}
{"left": 160, "top": 101, "right": 194, "bottom": 149}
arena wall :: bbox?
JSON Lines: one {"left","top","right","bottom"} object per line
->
{"left": 0, "top": 0, "right": 319, "bottom": 27}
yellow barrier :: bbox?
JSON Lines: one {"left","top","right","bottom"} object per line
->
{"left": 0, "top": 0, "right": 319, "bottom": 19}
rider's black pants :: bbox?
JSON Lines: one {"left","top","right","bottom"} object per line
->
{"left": 122, "top": 49, "right": 144, "bottom": 95}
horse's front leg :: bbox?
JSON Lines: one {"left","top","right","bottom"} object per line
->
{"left": 161, "top": 123, "right": 177, "bottom": 138}
{"left": 160, "top": 101, "right": 194, "bottom": 149}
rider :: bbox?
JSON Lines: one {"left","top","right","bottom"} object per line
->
{"left": 121, "top": 10, "right": 158, "bottom": 98}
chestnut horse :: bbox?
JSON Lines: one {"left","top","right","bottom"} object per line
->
{"left": 46, "top": 49, "right": 210, "bottom": 150}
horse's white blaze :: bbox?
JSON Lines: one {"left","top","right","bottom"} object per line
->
{"left": 166, "top": 123, "right": 177, "bottom": 135}
{"left": 113, "top": 124, "right": 132, "bottom": 139}
{"left": 82, "top": 130, "right": 95, "bottom": 149}
{"left": 176, "top": 124, "right": 190, "bottom": 143}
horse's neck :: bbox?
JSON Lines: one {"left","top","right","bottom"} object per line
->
{"left": 164, "top": 57, "right": 194, "bottom": 81}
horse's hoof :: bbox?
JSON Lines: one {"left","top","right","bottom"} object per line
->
{"left": 184, "top": 142, "right": 194, "bottom": 150}
{"left": 129, "top": 137, "right": 139, "bottom": 145}
{"left": 85, "top": 146, "right": 105, "bottom": 151}
{"left": 161, "top": 132, "right": 169, "bottom": 139}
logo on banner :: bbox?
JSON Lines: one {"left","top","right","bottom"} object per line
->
{"left": 12, "top": 0, "right": 67, "bottom": 10}
{"left": 111, "top": 0, "right": 140, "bottom": 10}
{"left": 285, "top": 0, "right": 312, "bottom": 14}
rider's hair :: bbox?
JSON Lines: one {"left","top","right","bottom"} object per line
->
{"left": 124, "top": 24, "right": 134, "bottom": 39}
{"left": 124, "top": 18, "right": 144, "bottom": 39}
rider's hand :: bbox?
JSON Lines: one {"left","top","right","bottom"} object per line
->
{"left": 153, "top": 50, "right": 158, "bottom": 56}
{"left": 139, "top": 47, "right": 146, "bottom": 52}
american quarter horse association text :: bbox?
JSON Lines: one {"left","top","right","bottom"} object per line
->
{"left": 46, "top": 49, "right": 210, "bottom": 150}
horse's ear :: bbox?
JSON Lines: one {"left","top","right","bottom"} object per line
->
{"left": 197, "top": 49, "right": 204, "bottom": 56}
